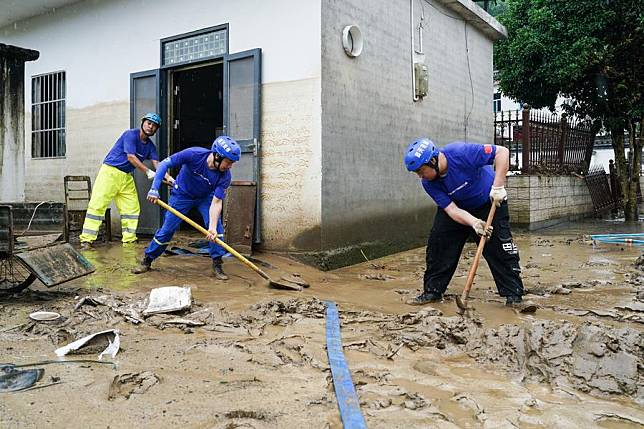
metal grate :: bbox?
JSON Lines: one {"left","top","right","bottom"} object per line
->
{"left": 31, "top": 71, "right": 66, "bottom": 158}
{"left": 584, "top": 165, "right": 617, "bottom": 216}
{"left": 162, "top": 29, "right": 227, "bottom": 66}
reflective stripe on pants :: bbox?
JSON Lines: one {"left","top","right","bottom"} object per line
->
{"left": 144, "top": 192, "right": 225, "bottom": 261}
{"left": 79, "top": 164, "right": 141, "bottom": 243}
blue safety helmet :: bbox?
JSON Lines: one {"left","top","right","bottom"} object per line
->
{"left": 141, "top": 112, "right": 162, "bottom": 126}
{"left": 212, "top": 136, "right": 241, "bottom": 162}
{"left": 404, "top": 138, "right": 439, "bottom": 172}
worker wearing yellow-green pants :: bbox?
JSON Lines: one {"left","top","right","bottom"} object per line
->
{"left": 79, "top": 113, "right": 174, "bottom": 248}
{"left": 80, "top": 164, "right": 140, "bottom": 243}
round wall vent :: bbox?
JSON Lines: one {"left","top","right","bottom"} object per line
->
{"left": 342, "top": 25, "right": 363, "bottom": 57}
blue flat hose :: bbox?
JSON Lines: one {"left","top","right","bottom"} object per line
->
{"left": 591, "top": 233, "right": 644, "bottom": 246}
{"left": 324, "top": 301, "right": 367, "bottom": 429}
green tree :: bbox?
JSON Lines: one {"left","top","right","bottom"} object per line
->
{"left": 475, "top": 0, "right": 507, "bottom": 17}
{"left": 494, "top": 0, "right": 644, "bottom": 220}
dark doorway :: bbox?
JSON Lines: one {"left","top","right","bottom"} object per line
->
{"left": 171, "top": 62, "right": 224, "bottom": 153}
{"left": 170, "top": 62, "right": 224, "bottom": 229}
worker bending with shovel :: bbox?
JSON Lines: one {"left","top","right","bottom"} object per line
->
{"left": 80, "top": 113, "right": 174, "bottom": 249}
{"left": 132, "top": 136, "right": 241, "bottom": 280}
{"left": 404, "top": 138, "right": 533, "bottom": 311}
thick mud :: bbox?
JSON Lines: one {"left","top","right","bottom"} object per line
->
{"left": 1, "top": 222, "right": 643, "bottom": 428}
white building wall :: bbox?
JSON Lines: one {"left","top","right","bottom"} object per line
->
{"left": 1, "top": 0, "right": 322, "bottom": 248}
{"left": 318, "top": 0, "right": 496, "bottom": 263}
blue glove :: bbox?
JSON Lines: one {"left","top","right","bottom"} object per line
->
{"left": 147, "top": 188, "right": 160, "bottom": 200}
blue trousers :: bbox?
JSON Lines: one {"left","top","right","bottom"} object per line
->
{"left": 145, "top": 192, "right": 225, "bottom": 261}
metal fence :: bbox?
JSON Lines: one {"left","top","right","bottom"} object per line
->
{"left": 585, "top": 165, "right": 617, "bottom": 216}
{"left": 494, "top": 105, "right": 595, "bottom": 174}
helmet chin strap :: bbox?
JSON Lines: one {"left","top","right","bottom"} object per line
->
{"left": 213, "top": 153, "right": 222, "bottom": 170}
{"left": 429, "top": 155, "right": 440, "bottom": 176}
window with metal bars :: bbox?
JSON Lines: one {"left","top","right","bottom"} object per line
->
{"left": 31, "top": 71, "right": 66, "bottom": 158}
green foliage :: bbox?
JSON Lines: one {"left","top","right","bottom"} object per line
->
{"left": 475, "top": 1, "right": 507, "bottom": 17}
{"left": 494, "top": 0, "right": 644, "bottom": 129}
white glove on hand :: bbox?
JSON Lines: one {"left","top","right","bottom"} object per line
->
{"left": 145, "top": 169, "right": 156, "bottom": 180}
{"left": 472, "top": 219, "right": 493, "bottom": 238}
{"left": 146, "top": 188, "right": 160, "bottom": 203}
{"left": 489, "top": 186, "right": 507, "bottom": 207}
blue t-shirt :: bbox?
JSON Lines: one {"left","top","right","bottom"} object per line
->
{"left": 103, "top": 129, "right": 158, "bottom": 173}
{"left": 170, "top": 147, "right": 231, "bottom": 200}
{"left": 422, "top": 142, "right": 496, "bottom": 210}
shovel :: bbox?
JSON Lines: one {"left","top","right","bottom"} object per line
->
{"left": 455, "top": 204, "right": 497, "bottom": 315}
{"left": 154, "top": 199, "right": 305, "bottom": 291}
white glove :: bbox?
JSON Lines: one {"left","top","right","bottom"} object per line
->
{"left": 489, "top": 186, "right": 507, "bottom": 207}
{"left": 472, "top": 219, "right": 493, "bottom": 238}
{"left": 145, "top": 169, "right": 156, "bottom": 180}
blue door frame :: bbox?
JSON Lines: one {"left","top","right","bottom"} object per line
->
{"left": 129, "top": 69, "right": 165, "bottom": 234}
{"left": 131, "top": 48, "right": 262, "bottom": 242}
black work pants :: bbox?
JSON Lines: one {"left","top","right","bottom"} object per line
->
{"left": 423, "top": 201, "right": 523, "bottom": 298}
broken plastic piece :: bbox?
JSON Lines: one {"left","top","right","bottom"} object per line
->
{"left": 54, "top": 329, "right": 120, "bottom": 360}
{"left": 143, "top": 286, "right": 192, "bottom": 316}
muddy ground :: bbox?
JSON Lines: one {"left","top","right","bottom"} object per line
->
{"left": 1, "top": 220, "right": 643, "bottom": 428}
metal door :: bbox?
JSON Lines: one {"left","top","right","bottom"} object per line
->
{"left": 224, "top": 48, "right": 262, "bottom": 242}
{"left": 129, "top": 69, "right": 163, "bottom": 234}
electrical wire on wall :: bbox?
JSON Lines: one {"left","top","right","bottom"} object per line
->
{"left": 464, "top": 21, "right": 474, "bottom": 142}
{"left": 416, "top": 0, "right": 475, "bottom": 142}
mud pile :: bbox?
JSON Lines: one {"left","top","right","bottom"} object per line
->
{"left": 338, "top": 304, "right": 643, "bottom": 402}
{"left": 467, "top": 320, "right": 643, "bottom": 401}
{"left": 5, "top": 289, "right": 642, "bottom": 406}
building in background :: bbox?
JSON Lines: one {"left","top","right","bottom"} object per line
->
{"left": 1, "top": 0, "right": 505, "bottom": 268}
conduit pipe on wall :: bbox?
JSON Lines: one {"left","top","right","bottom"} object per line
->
{"left": 410, "top": 0, "right": 419, "bottom": 101}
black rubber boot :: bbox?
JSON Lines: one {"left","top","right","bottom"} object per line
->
{"left": 505, "top": 295, "right": 537, "bottom": 313}
{"left": 505, "top": 295, "right": 523, "bottom": 305}
{"left": 212, "top": 258, "right": 228, "bottom": 281}
{"left": 131, "top": 256, "right": 153, "bottom": 274}
{"left": 406, "top": 291, "right": 443, "bottom": 305}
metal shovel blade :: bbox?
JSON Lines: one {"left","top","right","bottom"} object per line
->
{"left": 268, "top": 278, "right": 303, "bottom": 291}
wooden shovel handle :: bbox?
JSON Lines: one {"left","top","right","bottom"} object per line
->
{"left": 154, "top": 199, "right": 270, "bottom": 281}
{"left": 461, "top": 204, "right": 497, "bottom": 302}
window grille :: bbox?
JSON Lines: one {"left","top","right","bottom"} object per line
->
{"left": 32, "top": 71, "right": 66, "bottom": 158}
{"left": 162, "top": 27, "right": 227, "bottom": 66}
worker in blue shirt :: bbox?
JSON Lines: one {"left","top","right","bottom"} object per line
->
{"left": 404, "top": 138, "right": 531, "bottom": 310}
{"left": 132, "top": 136, "right": 241, "bottom": 280}
{"left": 80, "top": 113, "right": 174, "bottom": 248}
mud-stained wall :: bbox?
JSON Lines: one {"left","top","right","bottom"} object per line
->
{"left": 260, "top": 78, "right": 322, "bottom": 250}
{"left": 319, "top": 0, "right": 499, "bottom": 266}
{"left": 0, "top": 57, "right": 24, "bottom": 201}
{"left": 0, "top": 45, "right": 38, "bottom": 202}
{"left": 23, "top": 102, "right": 129, "bottom": 202}
{"left": 507, "top": 175, "right": 594, "bottom": 229}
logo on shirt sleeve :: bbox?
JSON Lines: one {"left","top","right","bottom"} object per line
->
{"left": 484, "top": 144, "right": 493, "bottom": 154}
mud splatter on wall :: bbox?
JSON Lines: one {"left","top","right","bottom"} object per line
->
{"left": 0, "top": 43, "right": 39, "bottom": 202}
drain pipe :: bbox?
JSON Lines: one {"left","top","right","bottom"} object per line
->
{"left": 411, "top": 0, "right": 419, "bottom": 101}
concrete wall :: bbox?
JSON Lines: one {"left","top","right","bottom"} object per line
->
{"left": 1, "top": 0, "right": 322, "bottom": 247}
{"left": 507, "top": 175, "right": 594, "bottom": 229}
{"left": 0, "top": 47, "right": 33, "bottom": 202}
{"left": 316, "top": 0, "right": 496, "bottom": 268}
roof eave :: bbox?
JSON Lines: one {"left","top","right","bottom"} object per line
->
{"left": 436, "top": 0, "right": 508, "bottom": 41}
